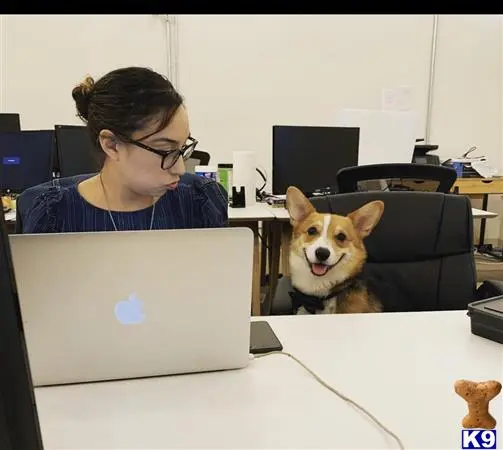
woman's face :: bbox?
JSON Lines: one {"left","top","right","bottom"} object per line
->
{"left": 110, "top": 105, "right": 191, "bottom": 197}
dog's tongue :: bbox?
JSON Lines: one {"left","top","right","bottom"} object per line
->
{"left": 311, "top": 263, "right": 329, "bottom": 276}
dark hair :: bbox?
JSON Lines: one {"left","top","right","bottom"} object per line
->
{"left": 71, "top": 67, "right": 184, "bottom": 150}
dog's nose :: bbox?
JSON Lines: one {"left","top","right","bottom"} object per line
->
{"left": 315, "top": 247, "right": 331, "bottom": 262}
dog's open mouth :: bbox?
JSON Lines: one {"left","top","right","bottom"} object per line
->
{"left": 304, "top": 251, "right": 345, "bottom": 277}
{"left": 310, "top": 263, "right": 333, "bottom": 276}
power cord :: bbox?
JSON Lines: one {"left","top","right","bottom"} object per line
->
{"left": 251, "top": 351, "right": 405, "bottom": 450}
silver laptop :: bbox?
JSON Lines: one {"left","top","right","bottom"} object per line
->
{"left": 9, "top": 227, "right": 253, "bottom": 387}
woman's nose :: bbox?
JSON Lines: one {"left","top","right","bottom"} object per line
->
{"left": 170, "top": 156, "right": 185, "bottom": 176}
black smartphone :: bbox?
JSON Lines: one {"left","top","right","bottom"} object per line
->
{"left": 249, "top": 321, "right": 283, "bottom": 354}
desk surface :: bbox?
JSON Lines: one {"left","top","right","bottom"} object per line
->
{"left": 5, "top": 203, "right": 497, "bottom": 224}
{"left": 473, "top": 207, "right": 499, "bottom": 218}
{"left": 268, "top": 205, "right": 498, "bottom": 220}
{"left": 35, "top": 311, "right": 502, "bottom": 449}
{"left": 228, "top": 203, "right": 275, "bottom": 221}
{"left": 4, "top": 204, "right": 276, "bottom": 224}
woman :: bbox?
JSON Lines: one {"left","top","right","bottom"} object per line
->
{"left": 23, "top": 67, "right": 228, "bottom": 233}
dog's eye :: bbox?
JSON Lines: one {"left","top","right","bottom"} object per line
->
{"left": 335, "top": 232, "right": 346, "bottom": 242}
{"left": 307, "top": 226, "right": 318, "bottom": 236}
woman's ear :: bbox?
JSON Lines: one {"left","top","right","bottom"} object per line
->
{"left": 98, "top": 129, "right": 120, "bottom": 161}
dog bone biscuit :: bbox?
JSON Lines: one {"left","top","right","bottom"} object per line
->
{"left": 454, "top": 379, "right": 502, "bottom": 429}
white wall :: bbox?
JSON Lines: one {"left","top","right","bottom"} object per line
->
{"left": 431, "top": 15, "right": 502, "bottom": 163}
{"left": 0, "top": 15, "right": 168, "bottom": 129}
{"left": 430, "top": 14, "right": 502, "bottom": 240}
{"left": 177, "top": 14, "right": 503, "bottom": 240}
{"left": 178, "top": 14, "right": 434, "bottom": 183}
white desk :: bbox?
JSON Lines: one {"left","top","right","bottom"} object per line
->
{"left": 4, "top": 205, "right": 275, "bottom": 224}
{"left": 472, "top": 207, "right": 499, "bottom": 219}
{"left": 266, "top": 205, "right": 499, "bottom": 221}
{"left": 4, "top": 205, "right": 495, "bottom": 223}
{"left": 35, "top": 311, "right": 502, "bottom": 449}
{"left": 228, "top": 203, "right": 275, "bottom": 221}
{"left": 228, "top": 204, "right": 274, "bottom": 315}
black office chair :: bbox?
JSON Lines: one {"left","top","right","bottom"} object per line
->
{"left": 336, "top": 163, "right": 457, "bottom": 194}
{"left": 191, "top": 150, "right": 210, "bottom": 165}
{"left": 185, "top": 150, "right": 211, "bottom": 174}
{"left": 271, "top": 191, "right": 503, "bottom": 315}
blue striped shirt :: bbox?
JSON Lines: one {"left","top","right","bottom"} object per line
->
{"left": 22, "top": 175, "right": 229, "bottom": 233}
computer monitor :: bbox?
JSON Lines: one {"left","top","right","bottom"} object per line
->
{"left": 0, "top": 130, "right": 55, "bottom": 194}
{"left": 0, "top": 113, "right": 21, "bottom": 133}
{"left": 0, "top": 210, "right": 44, "bottom": 449}
{"left": 55, "top": 125, "right": 100, "bottom": 177}
{"left": 272, "top": 125, "right": 360, "bottom": 196}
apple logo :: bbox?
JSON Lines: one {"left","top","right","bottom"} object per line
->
{"left": 114, "top": 293, "right": 146, "bottom": 325}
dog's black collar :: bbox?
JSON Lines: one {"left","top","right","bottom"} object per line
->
{"left": 289, "top": 278, "right": 359, "bottom": 314}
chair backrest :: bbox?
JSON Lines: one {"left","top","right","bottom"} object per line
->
{"left": 185, "top": 151, "right": 211, "bottom": 174}
{"left": 336, "top": 163, "right": 457, "bottom": 194}
{"left": 309, "top": 191, "right": 476, "bottom": 311}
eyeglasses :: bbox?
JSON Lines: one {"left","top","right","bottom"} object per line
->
{"left": 118, "top": 134, "right": 198, "bottom": 170}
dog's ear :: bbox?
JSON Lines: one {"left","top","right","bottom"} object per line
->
{"left": 348, "top": 200, "right": 384, "bottom": 238}
{"left": 286, "top": 186, "right": 315, "bottom": 225}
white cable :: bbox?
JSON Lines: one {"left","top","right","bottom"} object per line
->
{"left": 253, "top": 351, "right": 405, "bottom": 450}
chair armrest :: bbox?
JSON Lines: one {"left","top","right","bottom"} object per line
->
{"left": 271, "top": 276, "right": 295, "bottom": 315}
{"left": 476, "top": 280, "right": 503, "bottom": 300}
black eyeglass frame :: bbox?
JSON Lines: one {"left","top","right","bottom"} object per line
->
{"left": 116, "top": 134, "right": 198, "bottom": 170}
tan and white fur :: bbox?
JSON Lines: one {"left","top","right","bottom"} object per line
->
{"left": 286, "top": 186, "right": 384, "bottom": 315}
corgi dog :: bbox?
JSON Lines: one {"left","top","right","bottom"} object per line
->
{"left": 286, "top": 186, "right": 384, "bottom": 315}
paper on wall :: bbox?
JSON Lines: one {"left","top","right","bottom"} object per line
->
{"left": 334, "top": 108, "right": 420, "bottom": 166}
{"left": 381, "top": 85, "right": 412, "bottom": 111}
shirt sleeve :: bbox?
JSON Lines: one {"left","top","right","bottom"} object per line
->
{"left": 193, "top": 178, "right": 229, "bottom": 228}
{"left": 21, "top": 189, "right": 63, "bottom": 234}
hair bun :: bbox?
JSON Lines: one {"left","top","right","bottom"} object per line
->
{"left": 72, "top": 75, "right": 95, "bottom": 121}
